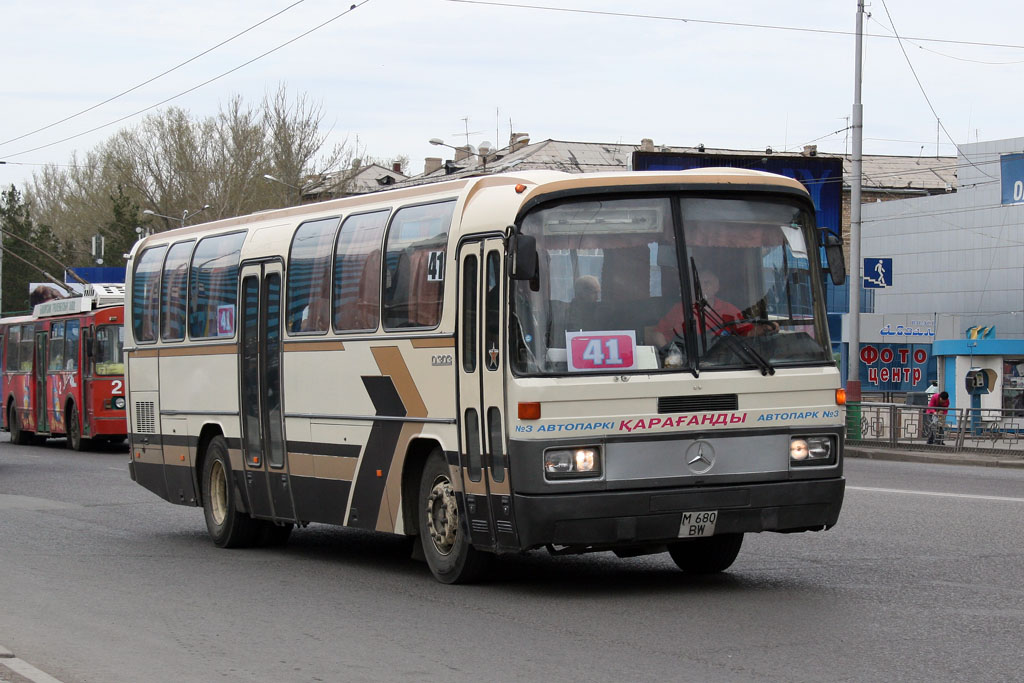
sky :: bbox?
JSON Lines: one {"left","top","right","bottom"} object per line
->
{"left": 1, "top": 0, "right": 1022, "bottom": 192}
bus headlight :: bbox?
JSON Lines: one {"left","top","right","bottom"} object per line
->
{"left": 113, "top": 397, "right": 126, "bottom": 410}
{"left": 790, "top": 436, "right": 836, "bottom": 466}
{"left": 544, "top": 447, "right": 601, "bottom": 479}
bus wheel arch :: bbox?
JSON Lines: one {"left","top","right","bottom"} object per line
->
{"left": 65, "top": 398, "right": 88, "bottom": 451}
{"left": 415, "top": 446, "right": 490, "bottom": 584}
{"left": 8, "top": 398, "right": 30, "bottom": 446}
{"left": 194, "top": 424, "right": 226, "bottom": 509}
{"left": 200, "top": 432, "right": 258, "bottom": 548}
{"left": 400, "top": 438, "right": 440, "bottom": 538}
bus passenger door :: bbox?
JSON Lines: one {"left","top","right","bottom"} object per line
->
{"left": 34, "top": 330, "right": 48, "bottom": 434}
{"left": 239, "top": 262, "right": 295, "bottom": 523}
{"left": 456, "top": 237, "right": 509, "bottom": 551}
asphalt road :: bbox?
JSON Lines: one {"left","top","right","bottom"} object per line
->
{"left": 0, "top": 436, "right": 1022, "bottom": 683}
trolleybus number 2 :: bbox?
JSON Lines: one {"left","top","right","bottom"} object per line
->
{"left": 111, "top": 380, "right": 124, "bottom": 395}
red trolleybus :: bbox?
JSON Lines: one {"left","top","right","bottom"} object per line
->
{"left": 1, "top": 285, "right": 127, "bottom": 450}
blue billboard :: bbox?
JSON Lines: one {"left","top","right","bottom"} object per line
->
{"left": 631, "top": 152, "right": 845, "bottom": 239}
{"left": 1000, "top": 152, "right": 1024, "bottom": 205}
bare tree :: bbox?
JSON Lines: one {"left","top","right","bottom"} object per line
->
{"left": 27, "top": 84, "right": 363, "bottom": 254}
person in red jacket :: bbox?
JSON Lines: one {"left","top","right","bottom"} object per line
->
{"left": 926, "top": 391, "right": 950, "bottom": 445}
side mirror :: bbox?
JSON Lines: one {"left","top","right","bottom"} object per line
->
{"left": 510, "top": 230, "right": 537, "bottom": 281}
{"left": 822, "top": 230, "right": 846, "bottom": 286}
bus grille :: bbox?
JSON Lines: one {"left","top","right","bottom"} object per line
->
{"left": 658, "top": 394, "right": 738, "bottom": 414}
{"left": 135, "top": 402, "right": 156, "bottom": 433}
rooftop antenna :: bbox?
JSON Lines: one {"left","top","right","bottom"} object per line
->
{"left": 454, "top": 117, "right": 483, "bottom": 147}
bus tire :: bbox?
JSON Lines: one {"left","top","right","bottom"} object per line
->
{"left": 201, "top": 435, "right": 258, "bottom": 548}
{"left": 668, "top": 533, "right": 744, "bottom": 574}
{"left": 9, "top": 404, "right": 31, "bottom": 446}
{"left": 417, "top": 450, "right": 490, "bottom": 584}
{"left": 66, "top": 403, "right": 91, "bottom": 452}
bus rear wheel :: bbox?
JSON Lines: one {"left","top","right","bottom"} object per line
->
{"left": 668, "top": 533, "right": 744, "bottom": 574}
{"left": 8, "top": 404, "right": 31, "bottom": 446}
{"left": 66, "top": 404, "right": 91, "bottom": 452}
{"left": 202, "top": 435, "right": 258, "bottom": 548}
{"left": 417, "top": 451, "right": 489, "bottom": 584}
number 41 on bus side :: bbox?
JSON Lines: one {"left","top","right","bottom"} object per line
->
{"left": 679, "top": 510, "right": 717, "bottom": 538}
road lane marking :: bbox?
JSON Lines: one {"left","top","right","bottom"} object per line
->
{"left": 848, "top": 485, "right": 1024, "bottom": 503}
{"left": 0, "top": 657, "right": 67, "bottom": 683}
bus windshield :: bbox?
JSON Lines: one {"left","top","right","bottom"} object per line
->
{"left": 510, "top": 195, "right": 832, "bottom": 375}
{"left": 95, "top": 324, "right": 125, "bottom": 376}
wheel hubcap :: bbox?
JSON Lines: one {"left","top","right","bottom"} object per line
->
{"left": 210, "top": 460, "right": 228, "bottom": 526}
{"left": 425, "top": 475, "right": 458, "bottom": 555}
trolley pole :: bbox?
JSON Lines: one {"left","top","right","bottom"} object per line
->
{"left": 847, "top": 0, "right": 865, "bottom": 404}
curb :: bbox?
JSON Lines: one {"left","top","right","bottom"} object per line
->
{"left": 845, "top": 445, "right": 1024, "bottom": 469}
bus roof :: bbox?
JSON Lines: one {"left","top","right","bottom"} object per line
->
{"left": 131, "top": 168, "right": 810, "bottom": 253}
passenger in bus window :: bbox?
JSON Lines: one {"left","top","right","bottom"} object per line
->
{"left": 566, "top": 275, "right": 601, "bottom": 331}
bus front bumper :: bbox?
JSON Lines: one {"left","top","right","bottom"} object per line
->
{"left": 511, "top": 477, "right": 844, "bottom": 550}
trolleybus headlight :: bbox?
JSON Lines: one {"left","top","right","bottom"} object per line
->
{"left": 544, "top": 447, "right": 601, "bottom": 479}
{"left": 113, "top": 397, "right": 126, "bottom": 410}
{"left": 790, "top": 436, "right": 835, "bottom": 466}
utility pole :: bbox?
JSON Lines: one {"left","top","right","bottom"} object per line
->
{"left": 847, "top": 0, "right": 865, "bottom": 403}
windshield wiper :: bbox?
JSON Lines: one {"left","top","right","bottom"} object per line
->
{"left": 697, "top": 298, "right": 776, "bottom": 376}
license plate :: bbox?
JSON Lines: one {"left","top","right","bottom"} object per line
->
{"left": 678, "top": 510, "right": 717, "bottom": 538}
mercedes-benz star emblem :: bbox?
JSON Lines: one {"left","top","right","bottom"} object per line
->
{"left": 685, "top": 440, "right": 716, "bottom": 474}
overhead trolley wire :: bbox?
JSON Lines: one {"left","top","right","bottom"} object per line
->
{"left": 1, "top": 1, "right": 371, "bottom": 161}
{"left": 445, "top": 0, "right": 1024, "bottom": 51}
{"left": 0, "top": 0, "right": 309, "bottom": 151}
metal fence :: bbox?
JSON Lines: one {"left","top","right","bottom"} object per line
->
{"left": 846, "top": 402, "right": 1024, "bottom": 456}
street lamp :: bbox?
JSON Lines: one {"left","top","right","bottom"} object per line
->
{"left": 429, "top": 138, "right": 495, "bottom": 170}
{"left": 263, "top": 174, "right": 301, "bottom": 190}
{"left": 143, "top": 205, "right": 210, "bottom": 228}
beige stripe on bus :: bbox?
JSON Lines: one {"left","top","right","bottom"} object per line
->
{"left": 283, "top": 341, "right": 345, "bottom": 353}
{"left": 131, "top": 344, "right": 239, "bottom": 358}
{"left": 411, "top": 338, "right": 455, "bottom": 349}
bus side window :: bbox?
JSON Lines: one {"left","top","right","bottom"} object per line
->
{"left": 287, "top": 217, "right": 340, "bottom": 335}
{"left": 6, "top": 326, "right": 20, "bottom": 374}
{"left": 188, "top": 232, "right": 245, "bottom": 339}
{"left": 19, "top": 324, "right": 34, "bottom": 371}
{"left": 132, "top": 246, "right": 167, "bottom": 343}
{"left": 161, "top": 240, "right": 194, "bottom": 342}
{"left": 49, "top": 321, "right": 65, "bottom": 372}
{"left": 334, "top": 210, "right": 387, "bottom": 332}
{"left": 382, "top": 201, "right": 455, "bottom": 330}
{"left": 65, "top": 320, "right": 80, "bottom": 371}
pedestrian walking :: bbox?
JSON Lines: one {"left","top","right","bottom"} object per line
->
{"left": 926, "top": 391, "right": 950, "bottom": 445}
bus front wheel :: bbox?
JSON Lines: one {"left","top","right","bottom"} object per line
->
{"left": 668, "top": 533, "right": 744, "bottom": 574}
{"left": 417, "top": 451, "right": 489, "bottom": 584}
{"left": 202, "top": 436, "right": 258, "bottom": 548}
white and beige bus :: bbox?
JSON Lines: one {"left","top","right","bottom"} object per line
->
{"left": 126, "top": 168, "right": 847, "bottom": 583}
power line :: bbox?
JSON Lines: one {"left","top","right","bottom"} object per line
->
{"left": 445, "top": 0, "right": 1024, "bottom": 51}
{"left": 867, "top": 14, "right": 1024, "bottom": 65}
{"left": 1, "top": 1, "right": 371, "bottom": 161}
{"left": 878, "top": 0, "right": 995, "bottom": 180}
{"left": 0, "top": 1, "right": 308, "bottom": 151}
